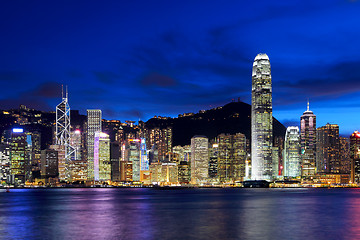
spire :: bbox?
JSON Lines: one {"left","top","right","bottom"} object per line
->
{"left": 307, "top": 99, "right": 309, "bottom": 111}
{"left": 66, "top": 85, "right": 68, "bottom": 100}
{"left": 61, "top": 84, "right": 64, "bottom": 99}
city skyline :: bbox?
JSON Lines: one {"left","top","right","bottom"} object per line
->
{"left": 1, "top": 1, "right": 360, "bottom": 136}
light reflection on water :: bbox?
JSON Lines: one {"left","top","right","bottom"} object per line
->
{"left": 0, "top": 188, "right": 360, "bottom": 239}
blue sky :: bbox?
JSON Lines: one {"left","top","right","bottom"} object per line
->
{"left": 1, "top": 0, "right": 360, "bottom": 136}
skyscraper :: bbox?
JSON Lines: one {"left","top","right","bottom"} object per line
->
{"left": 217, "top": 133, "right": 246, "bottom": 183}
{"left": 300, "top": 101, "right": 316, "bottom": 176}
{"left": 10, "top": 128, "right": 31, "bottom": 184}
{"left": 251, "top": 53, "right": 273, "bottom": 180}
{"left": 340, "top": 137, "right": 350, "bottom": 174}
{"left": 284, "top": 126, "right": 301, "bottom": 178}
{"left": 55, "top": 86, "right": 75, "bottom": 181}
{"left": 350, "top": 131, "right": 360, "bottom": 183}
{"left": 87, "top": 109, "right": 102, "bottom": 181}
{"left": 94, "top": 132, "right": 110, "bottom": 182}
{"left": 316, "top": 123, "right": 340, "bottom": 173}
{"left": 191, "top": 136, "right": 209, "bottom": 184}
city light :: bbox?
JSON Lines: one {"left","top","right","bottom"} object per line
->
{"left": 12, "top": 128, "right": 23, "bottom": 133}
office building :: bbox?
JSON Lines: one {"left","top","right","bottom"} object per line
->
{"left": 86, "top": 109, "right": 102, "bottom": 181}
{"left": 251, "top": 53, "right": 273, "bottom": 180}
{"left": 217, "top": 133, "right": 246, "bottom": 183}
{"left": 300, "top": 101, "right": 316, "bottom": 176}
{"left": 208, "top": 142, "right": 218, "bottom": 179}
{"left": 0, "top": 144, "right": 11, "bottom": 184}
{"left": 40, "top": 149, "right": 58, "bottom": 179}
{"left": 340, "top": 137, "right": 350, "bottom": 174}
{"left": 350, "top": 131, "right": 360, "bottom": 183}
{"left": 284, "top": 126, "right": 301, "bottom": 177}
{"left": 10, "top": 128, "right": 31, "bottom": 184}
{"left": 94, "top": 132, "right": 110, "bottom": 182}
{"left": 316, "top": 124, "right": 340, "bottom": 173}
{"left": 191, "top": 136, "right": 208, "bottom": 184}
{"left": 49, "top": 145, "right": 65, "bottom": 181}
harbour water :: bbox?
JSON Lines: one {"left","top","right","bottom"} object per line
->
{"left": 0, "top": 188, "right": 359, "bottom": 240}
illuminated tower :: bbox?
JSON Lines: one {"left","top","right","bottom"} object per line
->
{"left": 94, "top": 132, "right": 110, "bottom": 182}
{"left": 316, "top": 123, "right": 340, "bottom": 173}
{"left": 191, "top": 136, "right": 209, "bottom": 184}
{"left": 10, "top": 128, "right": 31, "bottom": 184}
{"left": 87, "top": 109, "right": 102, "bottom": 181}
{"left": 300, "top": 101, "right": 316, "bottom": 176}
{"left": 251, "top": 53, "right": 273, "bottom": 180}
{"left": 284, "top": 126, "right": 301, "bottom": 177}
{"left": 55, "top": 86, "right": 75, "bottom": 181}
{"left": 350, "top": 131, "right": 360, "bottom": 183}
{"left": 340, "top": 137, "right": 350, "bottom": 174}
{"left": 217, "top": 133, "right": 246, "bottom": 183}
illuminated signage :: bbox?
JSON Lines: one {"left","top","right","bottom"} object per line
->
{"left": 12, "top": 128, "right": 24, "bottom": 133}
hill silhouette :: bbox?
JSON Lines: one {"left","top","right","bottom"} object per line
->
{"left": 145, "top": 101, "right": 286, "bottom": 146}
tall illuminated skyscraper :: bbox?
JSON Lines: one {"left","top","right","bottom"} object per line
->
{"left": 350, "top": 131, "right": 360, "bottom": 183}
{"left": 55, "top": 87, "right": 75, "bottom": 181}
{"left": 251, "top": 53, "right": 273, "bottom": 180}
{"left": 94, "top": 132, "right": 110, "bottom": 182}
{"left": 316, "top": 123, "right": 340, "bottom": 173}
{"left": 284, "top": 126, "right": 301, "bottom": 177}
{"left": 191, "top": 136, "right": 209, "bottom": 184}
{"left": 10, "top": 128, "right": 31, "bottom": 184}
{"left": 300, "top": 101, "right": 316, "bottom": 176}
{"left": 87, "top": 109, "right": 102, "bottom": 181}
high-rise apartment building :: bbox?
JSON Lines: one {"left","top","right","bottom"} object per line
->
{"left": 191, "top": 136, "right": 208, "bottom": 184}
{"left": 86, "top": 109, "right": 102, "bottom": 181}
{"left": 300, "top": 101, "right": 316, "bottom": 176}
{"left": 316, "top": 124, "right": 340, "bottom": 173}
{"left": 251, "top": 53, "right": 273, "bottom": 180}
{"left": 284, "top": 126, "right": 301, "bottom": 178}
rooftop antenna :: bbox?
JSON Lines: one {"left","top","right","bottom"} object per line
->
{"left": 307, "top": 99, "right": 310, "bottom": 111}
{"left": 66, "top": 85, "right": 68, "bottom": 100}
{"left": 61, "top": 84, "right": 64, "bottom": 99}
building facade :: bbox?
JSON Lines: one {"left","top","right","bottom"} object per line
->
{"left": 251, "top": 53, "right": 273, "bottom": 180}
{"left": 316, "top": 124, "right": 340, "bottom": 174}
{"left": 284, "top": 126, "right": 301, "bottom": 178}
{"left": 300, "top": 102, "right": 316, "bottom": 176}
{"left": 86, "top": 109, "right": 102, "bottom": 181}
{"left": 191, "top": 136, "right": 209, "bottom": 184}
{"left": 350, "top": 131, "right": 360, "bottom": 183}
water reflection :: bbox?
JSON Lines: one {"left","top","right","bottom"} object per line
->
{"left": 1, "top": 188, "right": 360, "bottom": 239}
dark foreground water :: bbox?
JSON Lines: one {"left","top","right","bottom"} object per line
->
{"left": 0, "top": 188, "right": 359, "bottom": 240}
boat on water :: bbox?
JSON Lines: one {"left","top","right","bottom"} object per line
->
{"left": 242, "top": 180, "right": 270, "bottom": 188}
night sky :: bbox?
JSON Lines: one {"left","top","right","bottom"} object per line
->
{"left": 1, "top": 0, "right": 360, "bottom": 136}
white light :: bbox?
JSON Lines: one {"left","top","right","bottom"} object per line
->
{"left": 12, "top": 128, "right": 24, "bottom": 133}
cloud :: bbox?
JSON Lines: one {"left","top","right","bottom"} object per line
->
{"left": 32, "top": 82, "right": 62, "bottom": 98}
{"left": 140, "top": 72, "right": 177, "bottom": 87}
{"left": 0, "top": 81, "right": 63, "bottom": 111}
{"left": 121, "top": 109, "right": 143, "bottom": 119}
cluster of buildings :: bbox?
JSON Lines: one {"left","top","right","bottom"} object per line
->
{"left": 251, "top": 53, "right": 355, "bottom": 187}
{"left": 0, "top": 53, "right": 360, "bottom": 187}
